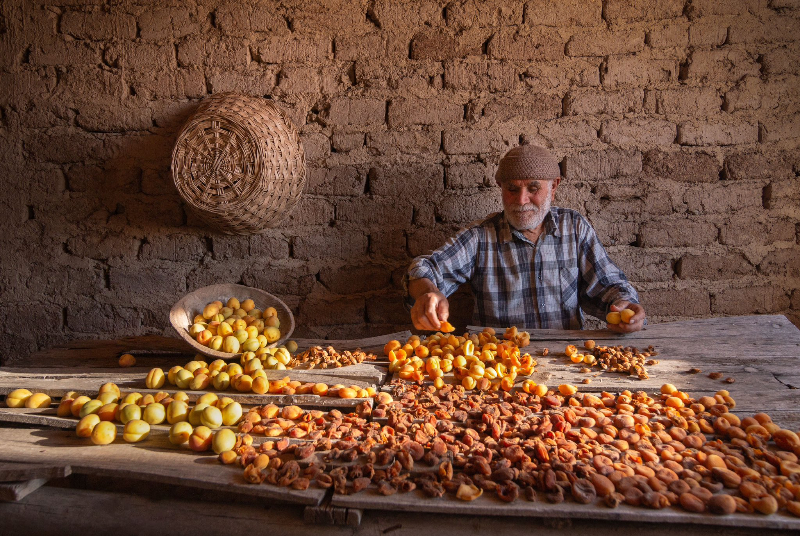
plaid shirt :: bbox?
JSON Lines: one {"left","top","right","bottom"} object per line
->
{"left": 406, "top": 207, "right": 639, "bottom": 329}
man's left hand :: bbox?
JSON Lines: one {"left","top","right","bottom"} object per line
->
{"left": 607, "top": 301, "right": 646, "bottom": 334}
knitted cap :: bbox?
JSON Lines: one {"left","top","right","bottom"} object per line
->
{"left": 495, "top": 144, "right": 560, "bottom": 183}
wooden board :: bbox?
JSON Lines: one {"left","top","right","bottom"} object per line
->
{"left": 0, "top": 462, "right": 71, "bottom": 482}
{"left": 329, "top": 486, "right": 800, "bottom": 530}
{"left": 0, "top": 427, "right": 324, "bottom": 505}
{"left": 0, "top": 478, "right": 48, "bottom": 502}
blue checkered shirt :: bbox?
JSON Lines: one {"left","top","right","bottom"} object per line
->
{"left": 406, "top": 207, "right": 639, "bottom": 329}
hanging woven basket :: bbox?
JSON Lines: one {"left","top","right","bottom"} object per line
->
{"left": 172, "top": 93, "right": 306, "bottom": 235}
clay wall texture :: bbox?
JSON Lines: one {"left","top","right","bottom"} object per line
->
{"left": 1, "top": 0, "right": 799, "bottom": 363}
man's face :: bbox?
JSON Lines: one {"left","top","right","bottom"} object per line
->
{"left": 500, "top": 178, "right": 560, "bottom": 231}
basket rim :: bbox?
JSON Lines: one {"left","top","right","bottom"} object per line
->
{"left": 169, "top": 283, "right": 295, "bottom": 360}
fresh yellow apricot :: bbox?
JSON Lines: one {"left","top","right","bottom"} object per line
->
{"left": 175, "top": 369, "right": 193, "bottom": 390}
{"left": 212, "top": 371, "right": 230, "bottom": 391}
{"left": 142, "top": 402, "right": 166, "bottom": 425}
{"left": 606, "top": 312, "right": 621, "bottom": 325}
{"left": 265, "top": 315, "right": 280, "bottom": 328}
{"left": 241, "top": 299, "right": 255, "bottom": 312}
{"left": 234, "top": 374, "right": 253, "bottom": 392}
{"left": 190, "top": 373, "right": 211, "bottom": 391}
{"left": 76, "top": 414, "right": 101, "bottom": 437}
{"left": 123, "top": 419, "right": 150, "bottom": 443}
{"left": 203, "top": 303, "right": 220, "bottom": 320}
{"left": 200, "top": 406, "right": 223, "bottom": 428}
{"left": 79, "top": 399, "right": 104, "bottom": 418}
{"left": 220, "top": 402, "right": 242, "bottom": 426}
{"left": 169, "top": 421, "right": 193, "bottom": 445}
{"left": 166, "top": 400, "right": 189, "bottom": 424}
{"left": 70, "top": 395, "right": 92, "bottom": 417}
{"left": 91, "top": 421, "right": 117, "bottom": 445}
{"left": 57, "top": 398, "right": 74, "bottom": 417}
{"left": 196, "top": 330, "right": 213, "bottom": 345}
{"left": 285, "top": 340, "right": 298, "bottom": 353}
{"left": 97, "top": 403, "right": 119, "bottom": 422}
{"left": 227, "top": 297, "right": 240, "bottom": 310}
{"left": 264, "top": 327, "right": 281, "bottom": 343}
{"left": 212, "top": 428, "right": 237, "bottom": 455}
{"left": 251, "top": 376, "right": 269, "bottom": 394}
{"left": 188, "top": 404, "right": 209, "bottom": 426}
{"left": 145, "top": 368, "right": 166, "bottom": 390}
{"left": 118, "top": 353, "right": 136, "bottom": 367}
{"left": 173, "top": 391, "right": 189, "bottom": 403}
{"left": 25, "top": 393, "right": 52, "bottom": 409}
{"left": 119, "top": 404, "right": 142, "bottom": 424}
{"left": 661, "top": 384, "right": 678, "bottom": 395}
{"left": 6, "top": 389, "right": 32, "bottom": 408}
{"left": 620, "top": 308, "right": 635, "bottom": 323}
{"left": 188, "top": 425, "right": 212, "bottom": 452}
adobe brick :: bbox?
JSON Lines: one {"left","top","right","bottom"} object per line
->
{"left": 444, "top": 60, "right": 519, "bottom": 92}
{"left": 57, "top": 66, "right": 125, "bottom": 102}
{"left": 277, "top": 66, "right": 320, "bottom": 94}
{"left": 109, "top": 42, "right": 174, "bottom": 71}
{"left": 369, "top": 0, "right": 445, "bottom": 30}
{"left": 30, "top": 41, "right": 99, "bottom": 66}
{"left": 688, "top": 21, "right": 729, "bottom": 47}
{"left": 565, "top": 89, "right": 644, "bottom": 116}
{"left": 643, "top": 149, "right": 719, "bottom": 183}
{"left": 293, "top": 229, "right": 368, "bottom": 260}
{"left": 677, "top": 253, "right": 755, "bottom": 280}
{"left": 139, "top": 8, "right": 199, "bottom": 40}
{"left": 320, "top": 263, "right": 392, "bottom": 294}
{"left": 410, "top": 29, "right": 482, "bottom": 61}
{"left": 761, "top": 115, "right": 800, "bottom": 143}
{"left": 711, "top": 285, "right": 791, "bottom": 315}
{"left": 216, "top": 3, "right": 287, "bottom": 36}
{"left": 336, "top": 197, "right": 414, "bottom": 227}
{"left": 24, "top": 128, "right": 106, "bottom": 164}
{"left": 720, "top": 216, "right": 796, "bottom": 247}
{"left": 436, "top": 192, "right": 502, "bottom": 224}
{"left": 327, "top": 98, "right": 385, "bottom": 127}
{"left": 109, "top": 262, "right": 187, "bottom": 304}
{"left": 211, "top": 235, "right": 250, "bottom": 260}
{"left": 686, "top": 0, "right": 760, "bottom": 18}
{"left": 539, "top": 119, "right": 598, "bottom": 148}
{"left": 601, "top": 118, "right": 676, "bottom": 146}
{"left": 331, "top": 131, "right": 365, "bottom": 153}
{"left": 684, "top": 49, "right": 760, "bottom": 84}
{"left": 724, "top": 150, "right": 795, "bottom": 181}
{"left": 369, "top": 229, "right": 408, "bottom": 260}
{"left": 244, "top": 262, "right": 315, "bottom": 297}
{"left": 638, "top": 219, "right": 718, "bottom": 247}
{"left": 480, "top": 94, "right": 562, "bottom": 123}
{"left": 207, "top": 66, "right": 277, "bottom": 96}
{"left": 445, "top": 0, "right": 524, "bottom": 29}
{"left": 447, "top": 163, "right": 493, "bottom": 189}
{"left": 61, "top": 11, "right": 136, "bottom": 40}
{"left": 140, "top": 234, "right": 207, "bottom": 262}
{"left": 608, "top": 248, "right": 676, "bottom": 282}
{"left": 256, "top": 35, "right": 330, "bottom": 63}
{"left": 131, "top": 68, "right": 206, "bottom": 100}
{"left": 765, "top": 179, "right": 800, "bottom": 211}
{"left": 388, "top": 98, "right": 464, "bottom": 127}
{"left": 655, "top": 87, "right": 722, "bottom": 116}
{"left": 75, "top": 105, "right": 152, "bottom": 133}
{"left": 488, "top": 28, "right": 564, "bottom": 61}
{"left": 524, "top": 0, "right": 602, "bottom": 27}
{"left": 366, "top": 294, "right": 410, "bottom": 325}
{"left": 759, "top": 247, "right": 800, "bottom": 278}
{"left": 566, "top": 28, "right": 644, "bottom": 57}
{"left": 250, "top": 233, "right": 290, "bottom": 260}
{"left": 762, "top": 43, "right": 800, "bottom": 76}
{"left": 367, "top": 130, "right": 441, "bottom": 156}
{"left": 646, "top": 21, "right": 689, "bottom": 49}
{"left": 285, "top": 197, "right": 334, "bottom": 227}
{"left": 370, "top": 162, "right": 444, "bottom": 198}
{"left": 307, "top": 166, "right": 366, "bottom": 196}
{"left": 603, "top": 54, "right": 678, "bottom": 88}
{"left": 640, "top": 288, "right": 711, "bottom": 317}
{"left": 443, "top": 129, "right": 508, "bottom": 155}
{"left": 677, "top": 121, "right": 759, "bottom": 146}
{"left": 604, "top": 0, "right": 684, "bottom": 22}
{"left": 299, "top": 294, "right": 365, "bottom": 326}
{"left": 564, "top": 149, "right": 642, "bottom": 180}
{"left": 66, "top": 301, "right": 141, "bottom": 334}
{"left": 177, "top": 37, "right": 247, "bottom": 70}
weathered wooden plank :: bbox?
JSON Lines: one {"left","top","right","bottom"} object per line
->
{"left": 330, "top": 486, "right": 800, "bottom": 530}
{"left": 0, "top": 427, "right": 324, "bottom": 505}
{"left": 468, "top": 315, "right": 800, "bottom": 342}
{"left": 0, "top": 478, "right": 49, "bottom": 502}
{"left": 0, "top": 462, "right": 71, "bottom": 482}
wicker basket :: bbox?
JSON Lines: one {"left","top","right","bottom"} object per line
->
{"left": 170, "top": 283, "right": 295, "bottom": 360}
{"left": 171, "top": 93, "right": 306, "bottom": 235}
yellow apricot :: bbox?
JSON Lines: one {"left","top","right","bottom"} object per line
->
{"left": 76, "top": 414, "right": 101, "bottom": 437}
{"left": 25, "top": 393, "right": 52, "bottom": 409}
{"left": 200, "top": 406, "right": 223, "bottom": 428}
{"left": 91, "top": 421, "right": 117, "bottom": 445}
{"left": 145, "top": 368, "right": 166, "bottom": 390}
{"left": 169, "top": 421, "right": 193, "bottom": 445}
{"left": 212, "top": 428, "right": 237, "bottom": 454}
{"left": 221, "top": 402, "right": 243, "bottom": 426}
{"left": 79, "top": 399, "right": 103, "bottom": 418}
{"left": 213, "top": 371, "right": 231, "bottom": 391}
{"left": 97, "top": 403, "right": 119, "bottom": 422}
{"left": 241, "top": 299, "right": 255, "bottom": 312}
{"left": 188, "top": 425, "right": 212, "bottom": 452}
{"left": 118, "top": 353, "right": 136, "bottom": 367}
{"left": 620, "top": 308, "right": 635, "bottom": 323}
{"left": 175, "top": 369, "right": 193, "bottom": 389}
{"left": 142, "top": 403, "right": 166, "bottom": 425}
{"left": 227, "top": 297, "right": 240, "bottom": 310}
{"left": 203, "top": 303, "right": 220, "bottom": 320}
{"left": 264, "top": 327, "right": 281, "bottom": 343}
{"left": 119, "top": 404, "right": 142, "bottom": 424}
{"left": 6, "top": 389, "right": 32, "bottom": 408}
{"left": 252, "top": 376, "right": 269, "bottom": 394}
{"left": 123, "top": 419, "right": 150, "bottom": 443}
{"left": 606, "top": 312, "right": 621, "bottom": 325}
{"left": 167, "top": 400, "right": 189, "bottom": 424}
{"left": 57, "top": 398, "right": 74, "bottom": 418}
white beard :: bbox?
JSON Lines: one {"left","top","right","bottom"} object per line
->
{"left": 505, "top": 196, "right": 552, "bottom": 231}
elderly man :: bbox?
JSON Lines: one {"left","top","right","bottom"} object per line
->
{"left": 406, "top": 144, "right": 646, "bottom": 334}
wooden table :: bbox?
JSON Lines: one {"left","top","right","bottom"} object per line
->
{"left": 1, "top": 315, "right": 799, "bottom": 534}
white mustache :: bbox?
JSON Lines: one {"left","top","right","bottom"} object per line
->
{"left": 508, "top": 204, "right": 539, "bottom": 213}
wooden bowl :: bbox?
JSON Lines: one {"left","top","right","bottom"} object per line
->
{"left": 170, "top": 283, "right": 295, "bottom": 360}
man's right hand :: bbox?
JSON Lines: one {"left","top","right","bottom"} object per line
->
{"left": 410, "top": 291, "right": 450, "bottom": 331}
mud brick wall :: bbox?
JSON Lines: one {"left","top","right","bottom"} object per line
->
{"left": 1, "top": 0, "right": 799, "bottom": 362}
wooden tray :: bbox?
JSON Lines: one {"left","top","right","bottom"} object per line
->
{"left": 170, "top": 283, "right": 295, "bottom": 360}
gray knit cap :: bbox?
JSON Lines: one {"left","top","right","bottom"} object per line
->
{"left": 495, "top": 144, "right": 560, "bottom": 183}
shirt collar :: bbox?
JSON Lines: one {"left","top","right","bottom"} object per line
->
{"left": 499, "top": 207, "right": 560, "bottom": 245}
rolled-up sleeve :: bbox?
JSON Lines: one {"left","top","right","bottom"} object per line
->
{"left": 404, "top": 227, "right": 482, "bottom": 307}
{"left": 575, "top": 216, "right": 639, "bottom": 319}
